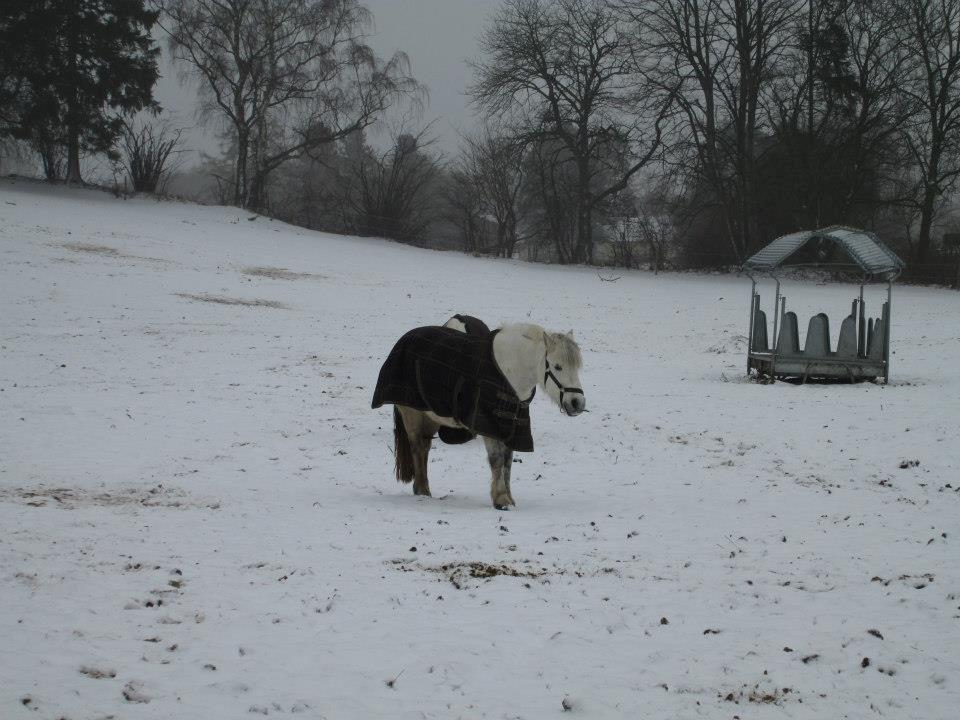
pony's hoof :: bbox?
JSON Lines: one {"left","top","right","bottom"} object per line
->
{"left": 413, "top": 488, "right": 431, "bottom": 497}
{"left": 494, "top": 503, "right": 511, "bottom": 511}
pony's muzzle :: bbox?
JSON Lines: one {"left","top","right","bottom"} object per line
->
{"left": 563, "top": 393, "right": 585, "bottom": 416}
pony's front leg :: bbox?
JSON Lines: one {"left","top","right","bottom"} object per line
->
{"left": 501, "top": 446, "right": 514, "bottom": 503}
{"left": 484, "top": 437, "right": 515, "bottom": 509}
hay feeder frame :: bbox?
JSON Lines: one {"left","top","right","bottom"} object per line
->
{"left": 743, "top": 226, "right": 905, "bottom": 384}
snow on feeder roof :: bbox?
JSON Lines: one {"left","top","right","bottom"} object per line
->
{"left": 745, "top": 225, "right": 904, "bottom": 279}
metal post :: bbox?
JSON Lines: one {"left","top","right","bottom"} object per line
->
{"left": 771, "top": 278, "right": 781, "bottom": 379}
{"left": 747, "top": 276, "right": 756, "bottom": 376}
{"left": 884, "top": 280, "right": 893, "bottom": 383}
{"left": 779, "top": 295, "right": 787, "bottom": 351}
{"left": 858, "top": 283, "right": 866, "bottom": 357}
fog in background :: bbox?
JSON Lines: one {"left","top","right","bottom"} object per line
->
{"left": 153, "top": 0, "right": 499, "bottom": 164}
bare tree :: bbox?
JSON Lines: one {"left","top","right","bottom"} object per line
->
{"left": 161, "top": 0, "right": 419, "bottom": 212}
{"left": 268, "top": 138, "right": 346, "bottom": 230}
{"left": 521, "top": 134, "right": 580, "bottom": 263}
{"left": 443, "top": 164, "right": 490, "bottom": 253}
{"left": 760, "top": 0, "right": 911, "bottom": 234}
{"left": 30, "top": 124, "right": 65, "bottom": 182}
{"left": 834, "top": 0, "right": 913, "bottom": 219}
{"left": 623, "top": 0, "right": 797, "bottom": 261}
{"left": 342, "top": 127, "right": 442, "bottom": 245}
{"left": 637, "top": 187, "right": 674, "bottom": 273}
{"left": 456, "top": 124, "right": 525, "bottom": 257}
{"left": 606, "top": 214, "right": 641, "bottom": 269}
{"left": 896, "top": 0, "right": 960, "bottom": 264}
{"left": 119, "top": 118, "right": 184, "bottom": 193}
{"left": 472, "top": 0, "right": 673, "bottom": 264}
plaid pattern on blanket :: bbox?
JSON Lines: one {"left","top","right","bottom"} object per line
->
{"left": 371, "top": 326, "right": 534, "bottom": 452}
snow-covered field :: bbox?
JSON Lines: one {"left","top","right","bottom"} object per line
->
{"left": 1, "top": 177, "right": 958, "bottom": 720}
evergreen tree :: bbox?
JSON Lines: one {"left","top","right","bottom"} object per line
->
{"left": 0, "top": 0, "right": 160, "bottom": 183}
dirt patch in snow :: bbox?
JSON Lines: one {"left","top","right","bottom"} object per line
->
{"left": 392, "top": 559, "right": 557, "bottom": 589}
{"left": 0, "top": 483, "right": 221, "bottom": 510}
{"left": 175, "top": 292, "right": 288, "bottom": 309}
{"left": 60, "top": 242, "right": 172, "bottom": 265}
{"left": 721, "top": 682, "right": 799, "bottom": 706}
{"left": 242, "top": 266, "right": 324, "bottom": 281}
{"left": 62, "top": 242, "right": 123, "bottom": 256}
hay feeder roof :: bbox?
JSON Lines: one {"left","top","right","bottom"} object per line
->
{"left": 745, "top": 225, "right": 905, "bottom": 279}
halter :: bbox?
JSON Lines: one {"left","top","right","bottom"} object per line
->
{"left": 544, "top": 358, "right": 583, "bottom": 412}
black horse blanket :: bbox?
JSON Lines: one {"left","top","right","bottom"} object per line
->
{"left": 371, "top": 326, "right": 534, "bottom": 452}
{"left": 439, "top": 315, "right": 492, "bottom": 445}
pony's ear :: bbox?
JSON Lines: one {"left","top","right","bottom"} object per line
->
{"left": 567, "top": 329, "right": 575, "bottom": 339}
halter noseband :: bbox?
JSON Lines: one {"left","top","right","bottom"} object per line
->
{"left": 544, "top": 358, "right": 583, "bottom": 412}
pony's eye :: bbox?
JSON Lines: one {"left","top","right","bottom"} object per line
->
{"left": 554, "top": 364, "right": 562, "bottom": 371}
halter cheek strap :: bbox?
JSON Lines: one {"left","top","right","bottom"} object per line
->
{"left": 544, "top": 358, "right": 583, "bottom": 412}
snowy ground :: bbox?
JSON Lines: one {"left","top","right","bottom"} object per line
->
{"left": 1, "top": 177, "right": 958, "bottom": 720}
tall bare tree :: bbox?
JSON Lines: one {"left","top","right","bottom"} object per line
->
{"left": 456, "top": 125, "right": 525, "bottom": 257}
{"left": 760, "top": 0, "right": 911, "bottom": 235}
{"left": 443, "top": 165, "right": 490, "bottom": 253}
{"left": 342, "top": 127, "right": 442, "bottom": 245}
{"left": 834, "top": 1, "right": 913, "bottom": 219}
{"left": 897, "top": 0, "right": 960, "bottom": 264}
{"left": 521, "top": 134, "right": 581, "bottom": 263}
{"left": 471, "top": 0, "right": 673, "bottom": 264}
{"left": 161, "top": 0, "right": 419, "bottom": 211}
{"left": 623, "top": 0, "right": 796, "bottom": 261}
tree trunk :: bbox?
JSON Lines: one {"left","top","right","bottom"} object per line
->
{"left": 916, "top": 186, "right": 937, "bottom": 265}
{"left": 505, "top": 210, "right": 518, "bottom": 259}
{"left": 235, "top": 128, "right": 249, "bottom": 207}
{"left": 575, "top": 151, "right": 592, "bottom": 264}
{"left": 917, "top": 137, "right": 943, "bottom": 265}
{"left": 65, "top": 128, "right": 82, "bottom": 184}
{"left": 496, "top": 222, "right": 507, "bottom": 257}
{"left": 582, "top": 207, "right": 593, "bottom": 264}
{"left": 248, "top": 170, "right": 268, "bottom": 214}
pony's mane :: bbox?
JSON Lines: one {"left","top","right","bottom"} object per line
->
{"left": 498, "top": 323, "right": 582, "bottom": 369}
{"left": 551, "top": 332, "right": 583, "bottom": 370}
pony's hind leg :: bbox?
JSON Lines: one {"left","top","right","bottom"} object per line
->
{"left": 483, "top": 437, "right": 515, "bottom": 509}
{"left": 411, "top": 434, "right": 432, "bottom": 496}
{"left": 398, "top": 406, "right": 436, "bottom": 497}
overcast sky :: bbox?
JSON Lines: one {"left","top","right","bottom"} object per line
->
{"left": 153, "top": 0, "right": 501, "bottom": 163}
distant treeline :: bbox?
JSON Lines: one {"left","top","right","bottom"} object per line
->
{"left": 3, "top": 1, "right": 960, "bottom": 284}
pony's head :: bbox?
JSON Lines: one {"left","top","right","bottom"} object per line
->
{"left": 541, "top": 331, "right": 585, "bottom": 416}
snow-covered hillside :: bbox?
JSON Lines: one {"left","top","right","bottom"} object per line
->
{"left": 1, "top": 177, "right": 958, "bottom": 719}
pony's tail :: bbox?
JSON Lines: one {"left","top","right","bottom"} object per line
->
{"left": 393, "top": 407, "right": 414, "bottom": 483}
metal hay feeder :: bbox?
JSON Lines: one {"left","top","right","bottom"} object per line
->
{"left": 743, "top": 226, "right": 905, "bottom": 383}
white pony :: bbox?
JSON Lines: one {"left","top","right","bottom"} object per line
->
{"left": 385, "top": 317, "right": 585, "bottom": 509}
